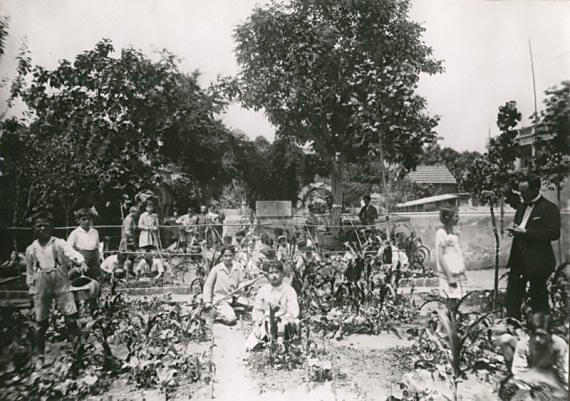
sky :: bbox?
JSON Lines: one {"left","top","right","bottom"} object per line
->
{"left": 0, "top": 0, "right": 568, "bottom": 152}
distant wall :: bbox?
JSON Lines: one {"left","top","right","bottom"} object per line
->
{"left": 394, "top": 210, "right": 569, "bottom": 270}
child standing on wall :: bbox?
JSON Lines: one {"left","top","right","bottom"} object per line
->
{"left": 138, "top": 200, "right": 160, "bottom": 251}
{"left": 435, "top": 207, "right": 467, "bottom": 309}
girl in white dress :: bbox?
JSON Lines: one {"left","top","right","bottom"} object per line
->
{"left": 138, "top": 201, "right": 159, "bottom": 250}
{"left": 434, "top": 207, "right": 467, "bottom": 305}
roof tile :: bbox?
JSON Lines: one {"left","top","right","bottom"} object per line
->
{"left": 407, "top": 165, "right": 457, "bottom": 184}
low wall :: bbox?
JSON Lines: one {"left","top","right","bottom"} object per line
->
{"left": 394, "top": 210, "right": 569, "bottom": 270}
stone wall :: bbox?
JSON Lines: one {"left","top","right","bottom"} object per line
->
{"left": 394, "top": 210, "right": 569, "bottom": 270}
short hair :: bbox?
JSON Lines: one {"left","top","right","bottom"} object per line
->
{"left": 236, "top": 230, "right": 246, "bottom": 237}
{"left": 29, "top": 210, "right": 54, "bottom": 225}
{"left": 74, "top": 207, "right": 95, "bottom": 219}
{"left": 527, "top": 312, "right": 551, "bottom": 333}
{"left": 363, "top": 194, "right": 371, "bottom": 201}
{"left": 264, "top": 260, "right": 284, "bottom": 273}
{"left": 129, "top": 206, "right": 139, "bottom": 214}
{"left": 439, "top": 207, "right": 457, "bottom": 226}
{"left": 522, "top": 173, "right": 541, "bottom": 191}
{"left": 220, "top": 245, "right": 235, "bottom": 255}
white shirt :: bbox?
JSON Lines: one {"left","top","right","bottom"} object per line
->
{"left": 101, "top": 255, "right": 118, "bottom": 274}
{"left": 519, "top": 194, "right": 541, "bottom": 230}
{"left": 135, "top": 258, "right": 165, "bottom": 275}
{"left": 67, "top": 227, "right": 100, "bottom": 251}
{"left": 25, "top": 237, "right": 85, "bottom": 285}
{"left": 176, "top": 214, "right": 194, "bottom": 227}
{"left": 253, "top": 282, "right": 299, "bottom": 321}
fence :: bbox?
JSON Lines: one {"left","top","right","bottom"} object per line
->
{"left": 0, "top": 217, "right": 408, "bottom": 259}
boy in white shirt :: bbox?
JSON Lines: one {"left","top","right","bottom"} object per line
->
{"left": 67, "top": 208, "right": 101, "bottom": 280}
{"left": 135, "top": 252, "right": 165, "bottom": 280}
{"left": 25, "top": 210, "right": 86, "bottom": 358}
{"left": 101, "top": 252, "right": 132, "bottom": 279}
{"left": 245, "top": 260, "right": 299, "bottom": 351}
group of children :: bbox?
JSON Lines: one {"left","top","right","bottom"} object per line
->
{"left": 200, "top": 245, "right": 300, "bottom": 351}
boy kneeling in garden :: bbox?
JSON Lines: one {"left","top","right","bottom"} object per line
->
{"left": 245, "top": 260, "right": 299, "bottom": 351}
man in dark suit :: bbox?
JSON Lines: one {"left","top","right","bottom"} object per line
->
{"left": 359, "top": 194, "right": 378, "bottom": 226}
{"left": 505, "top": 174, "right": 561, "bottom": 320}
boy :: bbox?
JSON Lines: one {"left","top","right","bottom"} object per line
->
{"left": 25, "top": 210, "right": 86, "bottom": 359}
{"left": 101, "top": 252, "right": 132, "bottom": 280}
{"left": 67, "top": 208, "right": 101, "bottom": 280}
{"left": 175, "top": 207, "right": 196, "bottom": 250}
{"left": 134, "top": 252, "right": 165, "bottom": 280}
{"left": 245, "top": 260, "right": 299, "bottom": 351}
{"left": 202, "top": 245, "right": 244, "bottom": 326}
{"left": 119, "top": 206, "right": 138, "bottom": 253}
{"left": 499, "top": 313, "right": 568, "bottom": 396}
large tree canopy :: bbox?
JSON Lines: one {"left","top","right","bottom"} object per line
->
{"left": 229, "top": 0, "right": 442, "bottom": 220}
{"left": 0, "top": 39, "right": 232, "bottom": 224}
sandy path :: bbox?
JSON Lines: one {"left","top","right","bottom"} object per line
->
{"left": 210, "top": 322, "right": 360, "bottom": 401}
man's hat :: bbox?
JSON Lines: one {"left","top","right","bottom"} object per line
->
{"left": 29, "top": 210, "right": 54, "bottom": 225}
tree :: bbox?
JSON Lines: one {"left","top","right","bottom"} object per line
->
{"left": 0, "top": 40, "right": 232, "bottom": 225}
{"left": 464, "top": 101, "right": 521, "bottom": 308}
{"left": 229, "top": 0, "right": 442, "bottom": 224}
{"left": 532, "top": 81, "right": 570, "bottom": 202}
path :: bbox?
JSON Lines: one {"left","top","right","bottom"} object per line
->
{"left": 210, "top": 322, "right": 360, "bottom": 401}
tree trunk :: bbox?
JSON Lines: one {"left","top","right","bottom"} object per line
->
{"left": 556, "top": 184, "right": 563, "bottom": 263}
{"left": 499, "top": 197, "right": 505, "bottom": 238}
{"left": 490, "top": 204, "right": 500, "bottom": 310}
{"left": 378, "top": 128, "right": 389, "bottom": 211}
{"left": 330, "top": 154, "right": 343, "bottom": 232}
{"left": 378, "top": 129, "right": 390, "bottom": 240}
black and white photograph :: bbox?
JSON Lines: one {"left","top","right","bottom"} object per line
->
{"left": 0, "top": 0, "right": 568, "bottom": 400}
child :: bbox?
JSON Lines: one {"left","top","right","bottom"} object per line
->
{"left": 499, "top": 313, "right": 568, "bottom": 398}
{"left": 202, "top": 245, "right": 244, "bottom": 326}
{"left": 67, "top": 208, "right": 101, "bottom": 280}
{"left": 101, "top": 252, "right": 132, "bottom": 280}
{"left": 245, "top": 260, "right": 299, "bottom": 351}
{"left": 119, "top": 206, "right": 138, "bottom": 253}
{"left": 294, "top": 240, "right": 320, "bottom": 278}
{"left": 435, "top": 207, "right": 467, "bottom": 305}
{"left": 276, "top": 235, "right": 291, "bottom": 261}
{"left": 138, "top": 200, "right": 159, "bottom": 250}
{"left": 134, "top": 252, "right": 165, "bottom": 280}
{"left": 25, "top": 210, "right": 86, "bottom": 359}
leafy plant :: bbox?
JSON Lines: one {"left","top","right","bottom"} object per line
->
{"left": 416, "top": 308, "right": 495, "bottom": 401}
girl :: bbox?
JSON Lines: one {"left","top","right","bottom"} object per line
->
{"left": 138, "top": 200, "right": 159, "bottom": 251}
{"left": 435, "top": 207, "right": 467, "bottom": 305}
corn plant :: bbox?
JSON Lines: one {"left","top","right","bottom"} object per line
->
{"left": 422, "top": 308, "right": 494, "bottom": 401}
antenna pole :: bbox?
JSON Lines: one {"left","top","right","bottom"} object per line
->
{"left": 528, "top": 39, "right": 538, "bottom": 116}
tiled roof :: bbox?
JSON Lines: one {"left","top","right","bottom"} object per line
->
{"left": 407, "top": 165, "right": 457, "bottom": 185}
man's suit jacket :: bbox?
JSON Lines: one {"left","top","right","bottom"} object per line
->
{"left": 507, "top": 196, "right": 561, "bottom": 277}
{"left": 359, "top": 205, "right": 378, "bottom": 226}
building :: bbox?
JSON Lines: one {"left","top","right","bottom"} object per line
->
{"left": 406, "top": 164, "right": 458, "bottom": 195}
{"left": 514, "top": 126, "right": 569, "bottom": 210}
